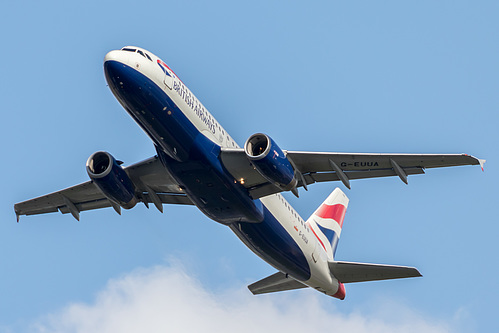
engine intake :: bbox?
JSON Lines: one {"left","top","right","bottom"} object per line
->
{"left": 244, "top": 133, "right": 297, "bottom": 191}
{"left": 86, "top": 151, "right": 137, "bottom": 209}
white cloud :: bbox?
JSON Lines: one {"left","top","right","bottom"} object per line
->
{"left": 31, "top": 264, "right": 456, "bottom": 333}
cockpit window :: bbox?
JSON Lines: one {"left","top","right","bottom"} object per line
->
{"left": 121, "top": 47, "right": 153, "bottom": 62}
{"left": 137, "top": 50, "right": 146, "bottom": 58}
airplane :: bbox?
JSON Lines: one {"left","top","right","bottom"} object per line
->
{"left": 14, "top": 46, "right": 485, "bottom": 299}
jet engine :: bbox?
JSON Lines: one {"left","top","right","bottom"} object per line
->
{"left": 244, "top": 133, "right": 297, "bottom": 191}
{"left": 86, "top": 151, "right": 138, "bottom": 209}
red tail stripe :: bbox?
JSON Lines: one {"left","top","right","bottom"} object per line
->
{"left": 315, "top": 204, "right": 346, "bottom": 228}
{"left": 308, "top": 223, "right": 327, "bottom": 252}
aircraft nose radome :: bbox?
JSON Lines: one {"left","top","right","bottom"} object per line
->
{"left": 104, "top": 50, "right": 126, "bottom": 65}
{"left": 104, "top": 58, "right": 123, "bottom": 77}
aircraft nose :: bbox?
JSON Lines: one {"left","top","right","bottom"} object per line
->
{"left": 103, "top": 50, "right": 131, "bottom": 87}
{"left": 103, "top": 58, "right": 122, "bottom": 81}
{"left": 104, "top": 50, "right": 125, "bottom": 64}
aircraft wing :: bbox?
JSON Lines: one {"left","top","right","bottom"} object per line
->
{"left": 14, "top": 156, "right": 193, "bottom": 221}
{"left": 248, "top": 271, "right": 308, "bottom": 295}
{"left": 220, "top": 148, "right": 484, "bottom": 199}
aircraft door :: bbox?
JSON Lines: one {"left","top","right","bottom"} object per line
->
{"left": 158, "top": 60, "right": 173, "bottom": 90}
{"left": 163, "top": 69, "right": 173, "bottom": 90}
{"left": 311, "top": 237, "right": 327, "bottom": 264}
{"left": 311, "top": 240, "right": 319, "bottom": 263}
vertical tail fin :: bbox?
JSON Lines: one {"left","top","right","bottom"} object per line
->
{"left": 306, "top": 188, "right": 349, "bottom": 260}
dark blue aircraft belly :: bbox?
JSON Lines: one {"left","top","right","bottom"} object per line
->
{"left": 104, "top": 60, "right": 196, "bottom": 161}
{"left": 105, "top": 60, "right": 310, "bottom": 278}
{"left": 156, "top": 145, "right": 265, "bottom": 224}
{"left": 232, "top": 209, "right": 311, "bottom": 282}
{"left": 105, "top": 60, "right": 264, "bottom": 223}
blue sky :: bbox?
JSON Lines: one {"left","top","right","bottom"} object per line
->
{"left": 1, "top": 1, "right": 497, "bottom": 332}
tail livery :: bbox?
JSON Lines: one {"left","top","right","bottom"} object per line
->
{"left": 306, "top": 188, "right": 348, "bottom": 260}
{"left": 249, "top": 188, "right": 421, "bottom": 299}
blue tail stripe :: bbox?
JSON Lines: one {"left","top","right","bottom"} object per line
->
{"left": 317, "top": 224, "right": 336, "bottom": 243}
{"left": 317, "top": 224, "right": 340, "bottom": 255}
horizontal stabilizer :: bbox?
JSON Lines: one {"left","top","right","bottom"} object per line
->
{"left": 329, "top": 261, "right": 422, "bottom": 283}
{"left": 248, "top": 272, "right": 308, "bottom": 295}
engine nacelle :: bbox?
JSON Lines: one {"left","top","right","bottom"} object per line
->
{"left": 244, "top": 133, "right": 297, "bottom": 191}
{"left": 86, "top": 151, "right": 137, "bottom": 209}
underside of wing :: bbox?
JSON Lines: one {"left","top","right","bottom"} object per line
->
{"left": 248, "top": 272, "right": 308, "bottom": 295}
{"left": 220, "top": 148, "right": 484, "bottom": 199}
{"left": 15, "top": 156, "right": 193, "bottom": 221}
{"left": 286, "top": 151, "right": 483, "bottom": 173}
{"left": 329, "top": 261, "right": 422, "bottom": 283}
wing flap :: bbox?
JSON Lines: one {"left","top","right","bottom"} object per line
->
{"left": 329, "top": 261, "right": 422, "bottom": 283}
{"left": 58, "top": 198, "right": 112, "bottom": 215}
{"left": 246, "top": 168, "right": 425, "bottom": 199}
{"left": 248, "top": 272, "right": 308, "bottom": 295}
{"left": 307, "top": 167, "right": 425, "bottom": 183}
